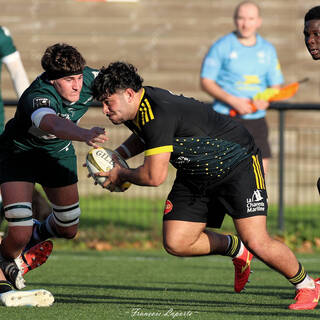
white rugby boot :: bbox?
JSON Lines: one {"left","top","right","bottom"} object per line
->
{"left": 0, "top": 289, "right": 54, "bottom": 307}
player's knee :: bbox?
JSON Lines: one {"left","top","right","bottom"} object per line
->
{"left": 50, "top": 202, "right": 80, "bottom": 239}
{"left": 4, "top": 202, "right": 34, "bottom": 227}
{"left": 4, "top": 202, "right": 33, "bottom": 247}
{"left": 242, "top": 234, "right": 271, "bottom": 254}
{"left": 163, "top": 237, "right": 189, "bottom": 257}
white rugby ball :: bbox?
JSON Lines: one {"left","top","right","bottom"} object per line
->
{"left": 86, "top": 147, "right": 131, "bottom": 192}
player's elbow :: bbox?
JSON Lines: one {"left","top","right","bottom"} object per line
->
{"left": 200, "top": 77, "right": 212, "bottom": 93}
{"left": 148, "top": 175, "right": 166, "bottom": 187}
{"left": 147, "top": 171, "right": 167, "bottom": 187}
{"left": 200, "top": 78, "right": 206, "bottom": 91}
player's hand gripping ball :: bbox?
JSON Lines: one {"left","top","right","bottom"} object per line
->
{"left": 86, "top": 147, "right": 131, "bottom": 192}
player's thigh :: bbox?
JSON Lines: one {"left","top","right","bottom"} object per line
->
{"left": 163, "top": 178, "right": 210, "bottom": 225}
{"left": 163, "top": 220, "right": 206, "bottom": 248}
{"left": 43, "top": 183, "right": 79, "bottom": 206}
{"left": 40, "top": 155, "right": 79, "bottom": 206}
{"left": 163, "top": 178, "right": 210, "bottom": 247}
{"left": 1, "top": 181, "right": 34, "bottom": 205}
{"left": 38, "top": 155, "right": 78, "bottom": 189}
{"left": 1, "top": 182, "right": 34, "bottom": 230}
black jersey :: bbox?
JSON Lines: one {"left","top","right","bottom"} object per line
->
{"left": 125, "top": 86, "right": 257, "bottom": 180}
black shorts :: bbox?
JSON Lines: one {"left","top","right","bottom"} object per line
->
{"left": 234, "top": 118, "right": 271, "bottom": 159}
{"left": 0, "top": 150, "right": 78, "bottom": 188}
{"left": 163, "top": 153, "right": 268, "bottom": 228}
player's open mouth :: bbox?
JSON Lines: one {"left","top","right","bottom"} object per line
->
{"left": 310, "top": 48, "right": 319, "bottom": 55}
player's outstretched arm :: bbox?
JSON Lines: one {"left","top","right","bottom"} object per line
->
{"left": 39, "top": 113, "right": 108, "bottom": 147}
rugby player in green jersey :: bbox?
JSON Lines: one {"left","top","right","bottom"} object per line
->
{"left": 0, "top": 43, "right": 108, "bottom": 306}
{"left": 91, "top": 62, "right": 320, "bottom": 310}
{"left": 304, "top": 6, "right": 320, "bottom": 196}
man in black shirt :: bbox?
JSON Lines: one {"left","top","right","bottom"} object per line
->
{"left": 92, "top": 61, "right": 320, "bottom": 310}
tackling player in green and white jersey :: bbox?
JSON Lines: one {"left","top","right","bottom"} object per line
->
{"left": 0, "top": 43, "right": 108, "bottom": 307}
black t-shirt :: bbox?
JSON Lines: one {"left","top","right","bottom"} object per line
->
{"left": 125, "top": 86, "right": 257, "bottom": 180}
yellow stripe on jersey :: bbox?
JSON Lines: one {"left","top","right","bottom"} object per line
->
{"left": 144, "top": 98, "right": 155, "bottom": 120}
{"left": 139, "top": 98, "right": 155, "bottom": 126}
{"left": 140, "top": 103, "right": 148, "bottom": 126}
{"left": 145, "top": 145, "right": 173, "bottom": 156}
{"left": 252, "top": 155, "right": 265, "bottom": 189}
{"left": 132, "top": 88, "right": 145, "bottom": 130}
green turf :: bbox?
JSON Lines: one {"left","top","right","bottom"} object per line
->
{"left": 2, "top": 249, "right": 320, "bottom": 319}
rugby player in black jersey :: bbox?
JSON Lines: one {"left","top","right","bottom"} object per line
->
{"left": 304, "top": 6, "right": 320, "bottom": 196}
{"left": 92, "top": 61, "right": 320, "bottom": 310}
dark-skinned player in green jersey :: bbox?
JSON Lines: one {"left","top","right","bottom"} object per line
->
{"left": 304, "top": 6, "right": 320, "bottom": 196}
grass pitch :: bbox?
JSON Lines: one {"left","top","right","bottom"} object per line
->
{"left": 1, "top": 249, "right": 320, "bottom": 319}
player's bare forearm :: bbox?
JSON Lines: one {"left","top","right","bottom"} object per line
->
{"left": 200, "top": 77, "right": 236, "bottom": 107}
{"left": 39, "top": 114, "right": 107, "bottom": 145}
{"left": 115, "top": 133, "right": 145, "bottom": 159}
{"left": 117, "top": 153, "right": 170, "bottom": 187}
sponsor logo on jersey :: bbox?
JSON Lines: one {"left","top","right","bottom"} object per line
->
{"left": 164, "top": 200, "right": 173, "bottom": 215}
{"left": 246, "top": 189, "right": 265, "bottom": 213}
{"left": 57, "top": 113, "right": 71, "bottom": 120}
{"left": 257, "top": 51, "right": 266, "bottom": 63}
{"left": 33, "top": 97, "right": 50, "bottom": 109}
{"left": 175, "top": 156, "right": 190, "bottom": 165}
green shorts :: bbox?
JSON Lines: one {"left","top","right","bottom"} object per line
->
{"left": 0, "top": 150, "right": 78, "bottom": 188}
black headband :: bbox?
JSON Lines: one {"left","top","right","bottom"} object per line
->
{"left": 46, "top": 69, "right": 83, "bottom": 80}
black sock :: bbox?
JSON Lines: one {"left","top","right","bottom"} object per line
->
{"left": 224, "top": 235, "right": 241, "bottom": 258}
{"left": 0, "top": 280, "right": 13, "bottom": 294}
{"left": 288, "top": 262, "right": 307, "bottom": 286}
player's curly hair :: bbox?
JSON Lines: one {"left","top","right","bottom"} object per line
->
{"left": 41, "top": 43, "right": 86, "bottom": 80}
{"left": 305, "top": 6, "right": 320, "bottom": 22}
{"left": 92, "top": 62, "right": 143, "bottom": 101}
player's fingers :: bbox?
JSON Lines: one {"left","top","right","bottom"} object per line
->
{"left": 102, "top": 179, "right": 112, "bottom": 189}
{"left": 95, "top": 171, "right": 109, "bottom": 177}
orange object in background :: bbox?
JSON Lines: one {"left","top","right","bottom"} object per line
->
{"left": 229, "top": 78, "right": 309, "bottom": 117}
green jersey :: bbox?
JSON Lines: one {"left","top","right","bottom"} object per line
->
{"left": 0, "top": 26, "right": 17, "bottom": 132}
{"left": 2, "top": 66, "right": 98, "bottom": 159}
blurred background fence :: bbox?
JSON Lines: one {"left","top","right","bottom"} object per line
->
{"left": 1, "top": 0, "right": 320, "bottom": 243}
